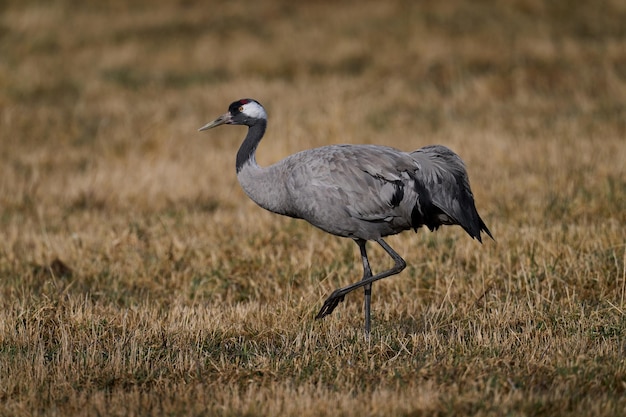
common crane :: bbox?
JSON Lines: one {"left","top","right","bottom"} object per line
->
{"left": 199, "top": 98, "right": 492, "bottom": 335}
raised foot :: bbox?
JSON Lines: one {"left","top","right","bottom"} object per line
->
{"left": 315, "top": 289, "right": 345, "bottom": 320}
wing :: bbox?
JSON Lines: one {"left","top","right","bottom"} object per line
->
{"left": 410, "top": 145, "right": 493, "bottom": 242}
{"left": 282, "top": 145, "right": 422, "bottom": 239}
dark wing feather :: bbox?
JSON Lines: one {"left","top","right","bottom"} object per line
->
{"left": 410, "top": 145, "right": 493, "bottom": 242}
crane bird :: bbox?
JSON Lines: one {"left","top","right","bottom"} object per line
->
{"left": 199, "top": 98, "right": 492, "bottom": 335}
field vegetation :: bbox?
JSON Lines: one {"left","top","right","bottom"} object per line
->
{"left": 1, "top": 0, "right": 625, "bottom": 415}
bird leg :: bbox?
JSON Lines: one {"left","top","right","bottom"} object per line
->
{"left": 315, "top": 239, "right": 407, "bottom": 328}
{"left": 356, "top": 239, "right": 373, "bottom": 335}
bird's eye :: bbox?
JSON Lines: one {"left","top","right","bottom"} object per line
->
{"left": 238, "top": 106, "right": 244, "bottom": 112}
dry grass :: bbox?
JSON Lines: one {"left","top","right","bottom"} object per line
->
{"left": 1, "top": 0, "right": 626, "bottom": 415}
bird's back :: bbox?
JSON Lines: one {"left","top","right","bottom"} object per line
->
{"left": 275, "top": 144, "right": 491, "bottom": 242}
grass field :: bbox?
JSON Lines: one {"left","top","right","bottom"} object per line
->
{"left": 1, "top": 0, "right": 626, "bottom": 415}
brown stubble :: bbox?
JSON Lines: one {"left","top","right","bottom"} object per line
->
{"left": 1, "top": 0, "right": 625, "bottom": 416}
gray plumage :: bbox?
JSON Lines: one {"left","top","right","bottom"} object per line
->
{"left": 199, "top": 98, "right": 493, "bottom": 335}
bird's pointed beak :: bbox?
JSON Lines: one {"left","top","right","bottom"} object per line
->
{"left": 198, "top": 112, "right": 232, "bottom": 131}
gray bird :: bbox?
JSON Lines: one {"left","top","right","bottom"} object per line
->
{"left": 199, "top": 98, "right": 493, "bottom": 335}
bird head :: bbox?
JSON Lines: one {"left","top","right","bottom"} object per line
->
{"left": 198, "top": 99, "right": 267, "bottom": 131}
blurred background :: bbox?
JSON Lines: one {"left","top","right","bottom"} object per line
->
{"left": 1, "top": 1, "right": 625, "bottom": 415}
{"left": 2, "top": 0, "right": 624, "bottom": 216}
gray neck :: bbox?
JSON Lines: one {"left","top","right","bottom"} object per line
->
{"left": 235, "top": 121, "right": 292, "bottom": 217}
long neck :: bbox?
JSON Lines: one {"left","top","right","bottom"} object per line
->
{"left": 236, "top": 120, "right": 266, "bottom": 173}
{"left": 235, "top": 120, "right": 293, "bottom": 217}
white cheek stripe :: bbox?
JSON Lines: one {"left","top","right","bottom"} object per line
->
{"left": 243, "top": 101, "right": 267, "bottom": 120}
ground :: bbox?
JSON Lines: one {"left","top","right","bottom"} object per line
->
{"left": 0, "top": 0, "right": 625, "bottom": 415}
